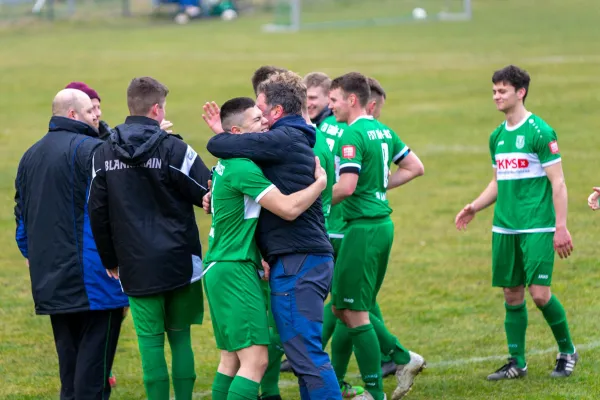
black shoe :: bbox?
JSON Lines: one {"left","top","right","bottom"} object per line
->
{"left": 260, "top": 396, "right": 283, "bottom": 400}
{"left": 551, "top": 351, "right": 579, "bottom": 377}
{"left": 381, "top": 360, "right": 397, "bottom": 378}
{"left": 280, "top": 358, "right": 293, "bottom": 373}
{"left": 486, "top": 357, "right": 527, "bottom": 380}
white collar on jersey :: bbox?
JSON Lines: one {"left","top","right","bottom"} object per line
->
{"left": 505, "top": 111, "right": 532, "bottom": 131}
{"left": 349, "top": 115, "right": 374, "bottom": 126}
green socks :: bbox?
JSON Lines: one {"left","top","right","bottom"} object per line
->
{"left": 370, "top": 303, "right": 393, "bottom": 364}
{"left": 370, "top": 313, "right": 411, "bottom": 365}
{"left": 322, "top": 301, "right": 337, "bottom": 347}
{"left": 331, "top": 320, "right": 353, "bottom": 384}
{"left": 504, "top": 302, "right": 528, "bottom": 368}
{"left": 167, "top": 328, "right": 196, "bottom": 399}
{"left": 539, "top": 295, "right": 575, "bottom": 354}
{"left": 137, "top": 334, "right": 170, "bottom": 400}
{"left": 212, "top": 372, "right": 234, "bottom": 400}
{"left": 349, "top": 324, "right": 384, "bottom": 400}
{"left": 228, "top": 376, "right": 260, "bottom": 400}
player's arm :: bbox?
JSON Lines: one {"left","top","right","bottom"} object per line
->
{"left": 206, "top": 130, "right": 292, "bottom": 164}
{"left": 88, "top": 150, "right": 119, "bottom": 270}
{"left": 332, "top": 173, "right": 358, "bottom": 205}
{"left": 455, "top": 170, "right": 498, "bottom": 230}
{"left": 168, "top": 141, "right": 211, "bottom": 207}
{"left": 259, "top": 157, "right": 328, "bottom": 221}
{"left": 332, "top": 127, "right": 362, "bottom": 205}
{"left": 388, "top": 151, "right": 425, "bottom": 189}
{"left": 545, "top": 162, "right": 573, "bottom": 258}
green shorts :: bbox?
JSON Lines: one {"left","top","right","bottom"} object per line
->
{"left": 204, "top": 261, "right": 269, "bottom": 352}
{"left": 492, "top": 232, "right": 555, "bottom": 288}
{"left": 332, "top": 216, "right": 394, "bottom": 311}
{"left": 329, "top": 234, "right": 344, "bottom": 261}
{"left": 128, "top": 280, "right": 204, "bottom": 336}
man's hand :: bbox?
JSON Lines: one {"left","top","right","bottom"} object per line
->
{"left": 554, "top": 226, "right": 573, "bottom": 259}
{"left": 314, "top": 157, "right": 327, "bottom": 186}
{"left": 202, "top": 102, "right": 224, "bottom": 134}
{"left": 455, "top": 203, "right": 476, "bottom": 231}
{"left": 587, "top": 187, "right": 600, "bottom": 210}
{"left": 202, "top": 179, "right": 212, "bottom": 214}
{"left": 160, "top": 120, "right": 174, "bottom": 134}
{"left": 261, "top": 259, "right": 270, "bottom": 281}
{"left": 106, "top": 267, "right": 120, "bottom": 279}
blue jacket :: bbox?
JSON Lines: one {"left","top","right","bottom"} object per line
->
{"left": 206, "top": 115, "right": 333, "bottom": 263}
{"left": 14, "top": 116, "right": 129, "bottom": 315}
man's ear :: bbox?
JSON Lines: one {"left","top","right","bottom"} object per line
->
{"left": 231, "top": 126, "right": 241, "bottom": 134}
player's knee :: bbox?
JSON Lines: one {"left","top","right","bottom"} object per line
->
{"left": 503, "top": 286, "right": 525, "bottom": 305}
{"left": 529, "top": 285, "right": 551, "bottom": 307}
{"left": 218, "top": 351, "right": 240, "bottom": 375}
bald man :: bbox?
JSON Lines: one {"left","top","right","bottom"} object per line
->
{"left": 14, "top": 88, "right": 128, "bottom": 400}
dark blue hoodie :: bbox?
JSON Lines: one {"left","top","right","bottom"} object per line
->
{"left": 206, "top": 114, "right": 333, "bottom": 262}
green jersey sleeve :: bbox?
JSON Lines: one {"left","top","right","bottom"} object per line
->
{"left": 533, "top": 127, "right": 561, "bottom": 167}
{"left": 489, "top": 132, "right": 497, "bottom": 167}
{"left": 230, "top": 159, "right": 276, "bottom": 201}
{"left": 390, "top": 129, "right": 410, "bottom": 164}
{"left": 338, "top": 126, "right": 363, "bottom": 174}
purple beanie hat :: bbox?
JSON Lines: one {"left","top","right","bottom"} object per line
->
{"left": 65, "top": 81, "right": 101, "bottom": 101}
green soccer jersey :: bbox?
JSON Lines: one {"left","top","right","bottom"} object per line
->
{"left": 338, "top": 115, "right": 409, "bottom": 221}
{"left": 489, "top": 112, "right": 561, "bottom": 233}
{"left": 204, "top": 158, "right": 275, "bottom": 265}
{"left": 319, "top": 114, "right": 348, "bottom": 235}
{"left": 313, "top": 128, "right": 335, "bottom": 225}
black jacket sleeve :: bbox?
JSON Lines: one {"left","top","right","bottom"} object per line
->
{"left": 206, "top": 129, "right": 292, "bottom": 164}
{"left": 168, "top": 139, "right": 211, "bottom": 207}
{"left": 88, "top": 146, "right": 119, "bottom": 269}
{"left": 14, "top": 158, "right": 28, "bottom": 258}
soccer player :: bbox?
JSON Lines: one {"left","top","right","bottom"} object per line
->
{"left": 455, "top": 65, "right": 578, "bottom": 380}
{"left": 329, "top": 72, "right": 425, "bottom": 400}
{"left": 304, "top": 72, "right": 334, "bottom": 127}
{"left": 206, "top": 71, "right": 342, "bottom": 400}
{"left": 204, "top": 97, "right": 329, "bottom": 400}
{"left": 89, "top": 77, "right": 212, "bottom": 400}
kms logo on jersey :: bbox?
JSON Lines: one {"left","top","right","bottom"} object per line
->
{"left": 495, "top": 153, "right": 545, "bottom": 181}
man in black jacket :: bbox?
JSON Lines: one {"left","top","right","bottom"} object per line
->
{"left": 205, "top": 71, "right": 342, "bottom": 400}
{"left": 88, "top": 77, "right": 211, "bottom": 400}
{"left": 15, "top": 88, "right": 129, "bottom": 400}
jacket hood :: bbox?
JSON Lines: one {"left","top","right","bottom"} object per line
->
{"left": 110, "top": 116, "right": 168, "bottom": 165}
{"left": 272, "top": 114, "right": 317, "bottom": 147}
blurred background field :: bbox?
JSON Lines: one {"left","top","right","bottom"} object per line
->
{"left": 1, "top": 0, "right": 600, "bottom": 398}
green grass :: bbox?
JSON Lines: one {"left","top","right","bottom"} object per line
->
{"left": 2, "top": 0, "right": 600, "bottom": 398}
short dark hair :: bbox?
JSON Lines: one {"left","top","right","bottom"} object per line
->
{"left": 367, "top": 77, "right": 386, "bottom": 100}
{"left": 492, "top": 65, "right": 531, "bottom": 102}
{"left": 303, "top": 72, "right": 331, "bottom": 92}
{"left": 251, "top": 65, "right": 287, "bottom": 96}
{"left": 330, "top": 72, "right": 371, "bottom": 108}
{"left": 220, "top": 97, "right": 256, "bottom": 131}
{"left": 257, "top": 71, "right": 306, "bottom": 116}
{"left": 127, "top": 77, "right": 169, "bottom": 116}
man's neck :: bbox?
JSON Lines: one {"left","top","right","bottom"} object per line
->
{"left": 347, "top": 108, "right": 368, "bottom": 126}
{"left": 505, "top": 104, "right": 528, "bottom": 128}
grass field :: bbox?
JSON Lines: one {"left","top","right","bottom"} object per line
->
{"left": 2, "top": 0, "right": 600, "bottom": 398}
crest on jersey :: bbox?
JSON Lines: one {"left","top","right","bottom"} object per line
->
{"left": 515, "top": 135, "right": 525, "bottom": 149}
{"left": 549, "top": 140, "right": 559, "bottom": 154}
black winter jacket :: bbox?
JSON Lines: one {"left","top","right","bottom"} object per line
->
{"left": 88, "top": 116, "right": 211, "bottom": 296}
{"left": 14, "top": 116, "right": 129, "bottom": 314}
{"left": 206, "top": 114, "right": 333, "bottom": 263}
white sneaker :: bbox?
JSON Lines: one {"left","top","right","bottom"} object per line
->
{"left": 392, "top": 351, "right": 426, "bottom": 400}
